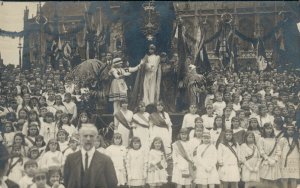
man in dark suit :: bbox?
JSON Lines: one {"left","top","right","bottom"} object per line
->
{"left": 64, "top": 123, "right": 118, "bottom": 188}
{"left": 0, "top": 143, "right": 19, "bottom": 188}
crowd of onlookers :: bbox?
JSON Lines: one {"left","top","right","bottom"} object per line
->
{"left": 0, "top": 53, "right": 299, "bottom": 188}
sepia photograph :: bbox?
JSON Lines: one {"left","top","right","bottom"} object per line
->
{"left": 0, "top": 1, "right": 299, "bottom": 188}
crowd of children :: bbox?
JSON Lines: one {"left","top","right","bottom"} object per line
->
{"left": 0, "top": 53, "right": 299, "bottom": 188}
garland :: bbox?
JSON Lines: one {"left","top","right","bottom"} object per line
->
{"left": 0, "top": 21, "right": 85, "bottom": 39}
{"left": 233, "top": 20, "right": 285, "bottom": 45}
{"left": 0, "top": 29, "right": 23, "bottom": 38}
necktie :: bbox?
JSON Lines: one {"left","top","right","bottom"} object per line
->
{"left": 85, "top": 152, "right": 89, "bottom": 171}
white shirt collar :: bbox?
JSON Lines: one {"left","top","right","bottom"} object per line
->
{"left": 81, "top": 146, "right": 96, "bottom": 157}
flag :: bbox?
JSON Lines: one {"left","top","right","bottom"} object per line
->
{"left": 195, "top": 46, "right": 211, "bottom": 75}
{"left": 193, "top": 22, "right": 205, "bottom": 62}
{"left": 177, "top": 22, "right": 189, "bottom": 82}
{"left": 256, "top": 38, "right": 268, "bottom": 71}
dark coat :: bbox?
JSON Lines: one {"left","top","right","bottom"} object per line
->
{"left": 63, "top": 150, "right": 118, "bottom": 188}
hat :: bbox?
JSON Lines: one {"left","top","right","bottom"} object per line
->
{"left": 149, "top": 44, "right": 156, "bottom": 50}
{"left": 24, "top": 159, "right": 38, "bottom": 168}
{"left": 112, "top": 58, "right": 123, "bottom": 65}
{"left": 0, "top": 143, "right": 10, "bottom": 160}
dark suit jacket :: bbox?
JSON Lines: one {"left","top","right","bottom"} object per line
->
{"left": 64, "top": 150, "right": 118, "bottom": 188}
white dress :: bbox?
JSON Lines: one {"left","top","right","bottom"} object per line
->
{"left": 149, "top": 112, "right": 173, "bottom": 155}
{"left": 182, "top": 113, "right": 200, "bottom": 129}
{"left": 126, "top": 148, "right": 147, "bottom": 186}
{"left": 193, "top": 144, "right": 220, "bottom": 185}
{"left": 240, "top": 144, "right": 261, "bottom": 182}
{"left": 114, "top": 109, "right": 133, "bottom": 147}
{"left": 146, "top": 149, "right": 168, "bottom": 185}
{"left": 172, "top": 141, "right": 193, "bottom": 185}
{"left": 19, "top": 174, "right": 34, "bottom": 188}
{"left": 132, "top": 112, "right": 150, "bottom": 150}
{"left": 201, "top": 114, "right": 216, "bottom": 129}
{"left": 105, "top": 145, "right": 127, "bottom": 186}
{"left": 213, "top": 101, "right": 226, "bottom": 116}
{"left": 7, "top": 157, "right": 24, "bottom": 183}
{"left": 40, "top": 150, "right": 64, "bottom": 169}
{"left": 143, "top": 54, "right": 161, "bottom": 105}
{"left": 61, "top": 124, "right": 78, "bottom": 138}
{"left": 40, "top": 122, "right": 59, "bottom": 143}
{"left": 278, "top": 137, "right": 300, "bottom": 179}
{"left": 217, "top": 143, "right": 240, "bottom": 182}
{"left": 258, "top": 138, "right": 281, "bottom": 180}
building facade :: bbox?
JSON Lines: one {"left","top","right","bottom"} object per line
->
{"left": 22, "top": 1, "right": 296, "bottom": 70}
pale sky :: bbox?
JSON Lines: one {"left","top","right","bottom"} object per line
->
{"left": 0, "top": 2, "right": 45, "bottom": 66}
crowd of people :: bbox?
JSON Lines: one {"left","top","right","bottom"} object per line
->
{"left": 0, "top": 44, "right": 299, "bottom": 188}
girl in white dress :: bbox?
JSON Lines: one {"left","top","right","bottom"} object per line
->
{"left": 258, "top": 123, "right": 281, "bottom": 188}
{"left": 114, "top": 99, "right": 134, "bottom": 147}
{"left": 217, "top": 129, "right": 240, "bottom": 188}
{"left": 189, "top": 125, "right": 204, "bottom": 154}
{"left": 132, "top": 101, "right": 150, "bottom": 151}
{"left": 240, "top": 131, "right": 261, "bottom": 188}
{"left": 147, "top": 137, "right": 168, "bottom": 188}
{"left": 193, "top": 132, "right": 220, "bottom": 188}
{"left": 3, "top": 121, "right": 15, "bottom": 147}
{"left": 58, "top": 113, "right": 77, "bottom": 138}
{"left": 56, "top": 129, "right": 69, "bottom": 154}
{"left": 189, "top": 117, "right": 203, "bottom": 139}
{"left": 6, "top": 144, "right": 25, "bottom": 183}
{"left": 126, "top": 137, "right": 147, "bottom": 187}
{"left": 105, "top": 133, "right": 127, "bottom": 186}
{"left": 182, "top": 104, "right": 200, "bottom": 130}
{"left": 40, "top": 112, "right": 58, "bottom": 143}
{"left": 25, "top": 122, "right": 40, "bottom": 148}
{"left": 149, "top": 101, "right": 173, "bottom": 156}
{"left": 40, "top": 139, "right": 64, "bottom": 170}
{"left": 172, "top": 128, "right": 194, "bottom": 188}
{"left": 278, "top": 125, "right": 300, "bottom": 188}
{"left": 247, "top": 117, "right": 262, "bottom": 143}
{"left": 211, "top": 116, "right": 225, "bottom": 148}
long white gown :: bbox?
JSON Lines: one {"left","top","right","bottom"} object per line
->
{"left": 143, "top": 54, "right": 161, "bottom": 105}
{"left": 132, "top": 112, "right": 150, "bottom": 150}
{"left": 114, "top": 110, "right": 133, "bottom": 147}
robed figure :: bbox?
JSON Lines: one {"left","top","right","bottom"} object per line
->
{"left": 131, "top": 44, "right": 161, "bottom": 108}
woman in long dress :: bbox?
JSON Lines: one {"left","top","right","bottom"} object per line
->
{"left": 114, "top": 99, "right": 134, "bottom": 147}
{"left": 132, "top": 101, "right": 150, "bottom": 150}
{"left": 149, "top": 101, "right": 173, "bottom": 155}
{"left": 142, "top": 44, "right": 161, "bottom": 106}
